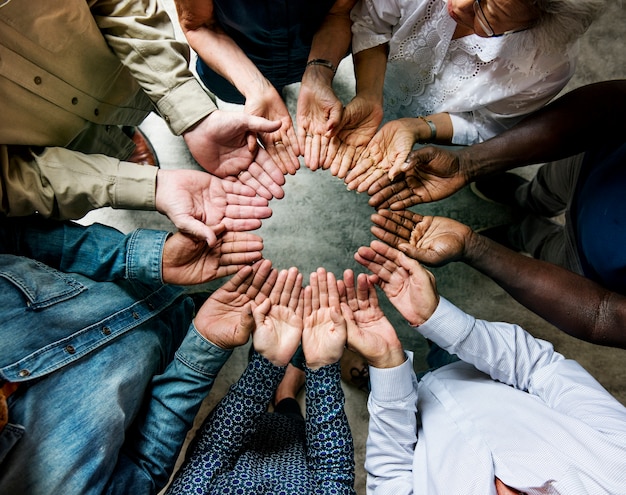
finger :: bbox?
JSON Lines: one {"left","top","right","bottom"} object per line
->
{"left": 270, "top": 269, "right": 288, "bottom": 305}
{"left": 319, "top": 135, "right": 330, "bottom": 170}
{"left": 253, "top": 298, "right": 272, "bottom": 327}
{"left": 316, "top": 267, "right": 329, "bottom": 308}
{"left": 266, "top": 138, "right": 292, "bottom": 176}
{"left": 257, "top": 267, "right": 279, "bottom": 302}
{"left": 354, "top": 246, "right": 395, "bottom": 284}
{"left": 310, "top": 134, "right": 322, "bottom": 171}
{"left": 322, "top": 135, "right": 341, "bottom": 170}
{"left": 224, "top": 203, "right": 273, "bottom": 221}
{"left": 304, "top": 132, "right": 316, "bottom": 170}
{"left": 326, "top": 271, "right": 340, "bottom": 310}
{"left": 247, "top": 161, "right": 285, "bottom": 200}
{"left": 245, "top": 259, "right": 273, "bottom": 299}
{"left": 174, "top": 217, "right": 219, "bottom": 247}
{"left": 356, "top": 166, "right": 386, "bottom": 193}
{"left": 221, "top": 264, "right": 254, "bottom": 293}
{"left": 303, "top": 285, "right": 313, "bottom": 318}
{"left": 282, "top": 268, "right": 301, "bottom": 308}
{"left": 309, "top": 271, "right": 320, "bottom": 311}
{"left": 237, "top": 171, "right": 274, "bottom": 201}
{"left": 223, "top": 191, "right": 270, "bottom": 207}
{"left": 336, "top": 144, "right": 357, "bottom": 180}
{"left": 295, "top": 290, "right": 305, "bottom": 319}
{"left": 356, "top": 272, "right": 370, "bottom": 308}
{"left": 342, "top": 269, "right": 358, "bottom": 311}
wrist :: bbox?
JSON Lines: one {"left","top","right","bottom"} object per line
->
{"left": 368, "top": 344, "right": 406, "bottom": 369}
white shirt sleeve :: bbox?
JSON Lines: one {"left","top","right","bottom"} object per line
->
{"left": 365, "top": 351, "right": 418, "bottom": 494}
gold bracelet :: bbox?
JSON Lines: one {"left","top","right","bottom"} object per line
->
{"left": 417, "top": 116, "right": 437, "bottom": 141}
{"left": 306, "top": 58, "right": 337, "bottom": 75}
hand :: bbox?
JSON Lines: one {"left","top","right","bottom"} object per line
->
{"left": 252, "top": 267, "right": 304, "bottom": 367}
{"left": 155, "top": 169, "right": 272, "bottom": 246}
{"left": 339, "top": 270, "right": 405, "bottom": 369}
{"left": 345, "top": 118, "right": 418, "bottom": 193}
{"left": 370, "top": 210, "right": 473, "bottom": 267}
{"left": 231, "top": 146, "right": 286, "bottom": 201}
{"left": 182, "top": 110, "right": 281, "bottom": 178}
{"left": 354, "top": 240, "right": 439, "bottom": 327}
{"left": 302, "top": 268, "right": 347, "bottom": 370}
{"left": 245, "top": 86, "right": 301, "bottom": 176}
{"left": 325, "top": 95, "right": 383, "bottom": 179}
{"left": 162, "top": 231, "right": 263, "bottom": 285}
{"left": 296, "top": 75, "right": 344, "bottom": 171}
{"left": 194, "top": 259, "right": 276, "bottom": 348}
{"left": 367, "top": 146, "right": 467, "bottom": 209}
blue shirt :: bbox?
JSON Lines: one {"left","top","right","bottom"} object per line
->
{"left": 0, "top": 216, "right": 233, "bottom": 494}
{"left": 196, "top": 0, "right": 336, "bottom": 103}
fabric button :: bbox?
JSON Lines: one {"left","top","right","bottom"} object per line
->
{"left": 71, "top": 97, "right": 78, "bottom": 105}
{"left": 94, "top": 108, "right": 100, "bottom": 116}
{"left": 34, "top": 76, "right": 42, "bottom": 85}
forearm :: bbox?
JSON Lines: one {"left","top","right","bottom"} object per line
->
{"left": 306, "top": 0, "right": 355, "bottom": 71}
{"left": 305, "top": 362, "right": 355, "bottom": 492}
{"left": 463, "top": 80, "right": 626, "bottom": 181}
{"left": 108, "top": 323, "right": 233, "bottom": 494}
{"left": 463, "top": 232, "right": 626, "bottom": 348}
{"left": 93, "top": 0, "right": 217, "bottom": 134}
{"left": 0, "top": 216, "right": 169, "bottom": 285}
{"left": 353, "top": 44, "right": 388, "bottom": 105}
{"left": 0, "top": 145, "right": 156, "bottom": 219}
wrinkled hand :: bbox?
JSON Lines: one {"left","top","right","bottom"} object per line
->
{"left": 354, "top": 240, "right": 439, "bottom": 327}
{"left": 252, "top": 267, "right": 304, "bottom": 366}
{"left": 231, "top": 146, "right": 286, "bottom": 201}
{"left": 296, "top": 72, "right": 344, "bottom": 171}
{"left": 323, "top": 96, "right": 383, "bottom": 179}
{"left": 302, "top": 268, "right": 347, "bottom": 370}
{"left": 338, "top": 270, "right": 404, "bottom": 369}
{"left": 345, "top": 118, "right": 417, "bottom": 192}
{"left": 367, "top": 146, "right": 467, "bottom": 209}
{"left": 370, "top": 210, "right": 472, "bottom": 267}
{"left": 194, "top": 259, "right": 276, "bottom": 349}
{"left": 245, "top": 86, "right": 301, "bottom": 176}
{"left": 183, "top": 110, "right": 281, "bottom": 178}
{"left": 155, "top": 169, "right": 272, "bottom": 246}
{"left": 162, "top": 231, "right": 264, "bottom": 285}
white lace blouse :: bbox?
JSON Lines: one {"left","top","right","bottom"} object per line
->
{"left": 351, "top": 0, "right": 578, "bottom": 145}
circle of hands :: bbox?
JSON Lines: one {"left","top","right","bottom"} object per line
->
{"left": 158, "top": 94, "right": 479, "bottom": 365}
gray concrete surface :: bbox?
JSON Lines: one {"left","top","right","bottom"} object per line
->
{"left": 78, "top": 2, "right": 626, "bottom": 493}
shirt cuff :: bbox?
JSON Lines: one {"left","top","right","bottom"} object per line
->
{"left": 175, "top": 323, "right": 233, "bottom": 377}
{"left": 416, "top": 297, "right": 475, "bottom": 352}
{"left": 449, "top": 113, "right": 479, "bottom": 146}
{"left": 125, "top": 228, "right": 170, "bottom": 284}
{"left": 114, "top": 161, "right": 157, "bottom": 210}
{"left": 156, "top": 79, "right": 218, "bottom": 135}
{"left": 369, "top": 351, "right": 415, "bottom": 402}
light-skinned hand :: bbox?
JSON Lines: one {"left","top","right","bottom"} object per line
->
{"left": 302, "top": 268, "right": 348, "bottom": 370}
{"left": 155, "top": 168, "right": 272, "bottom": 246}
{"left": 338, "top": 269, "right": 405, "bottom": 369}
{"left": 252, "top": 267, "right": 304, "bottom": 367}
{"left": 194, "top": 259, "right": 276, "bottom": 349}
{"left": 354, "top": 240, "right": 439, "bottom": 327}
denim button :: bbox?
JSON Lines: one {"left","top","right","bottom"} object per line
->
{"left": 65, "top": 345, "right": 76, "bottom": 354}
{"left": 102, "top": 326, "right": 111, "bottom": 336}
{"left": 18, "top": 369, "right": 30, "bottom": 378}
{"left": 132, "top": 312, "right": 139, "bottom": 320}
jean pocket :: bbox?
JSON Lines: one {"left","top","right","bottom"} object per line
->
{"left": 0, "top": 423, "right": 24, "bottom": 464}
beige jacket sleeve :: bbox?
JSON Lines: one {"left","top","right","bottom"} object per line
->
{"left": 91, "top": 0, "right": 217, "bottom": 135}
{"left": 0, "top": 145, "right": 157, "bottom": 219}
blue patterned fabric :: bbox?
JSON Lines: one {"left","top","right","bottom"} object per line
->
{"left": 166, "top": 351, "right": 355, "bottom": 494}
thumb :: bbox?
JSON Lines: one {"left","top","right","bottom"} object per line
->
{"left": 253, "top": 299, "right": 272, "bottom": 328}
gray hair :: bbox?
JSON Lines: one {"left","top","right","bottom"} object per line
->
{"left": 531, "top": 0, "right": 606, "bottom": 51}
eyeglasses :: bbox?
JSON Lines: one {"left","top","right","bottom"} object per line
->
{"left": 473, "top": 0, "right": 529, "bottom": 37}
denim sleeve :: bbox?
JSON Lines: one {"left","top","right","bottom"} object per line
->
{"left": 305, "top": 362, "right": 356, "bottom": 495}
{"left": 166, "top": 352, "right": 285, "bottom": 494}
{"left": 0, "top": 216, "right": 169, "bottom": 286}
{"left": 105, "top": 323, "right": 233, "bottom": 495}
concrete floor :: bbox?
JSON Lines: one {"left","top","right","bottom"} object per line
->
{"left": 80, "top": 2, "right": 626, "bottom": 493}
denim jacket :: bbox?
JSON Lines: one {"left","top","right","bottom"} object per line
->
{"left": 0, "top": 216, "right": 232, "bottom": 494}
